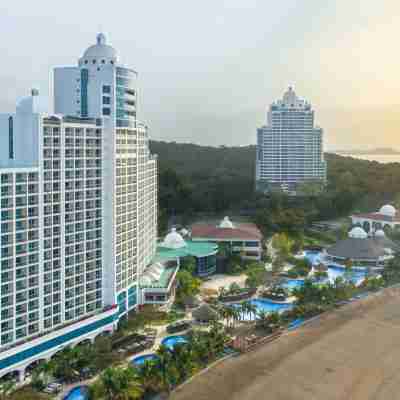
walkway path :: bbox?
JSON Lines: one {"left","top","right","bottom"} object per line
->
{"left": 172, "top": 287, "right": 400, "bottom": 400}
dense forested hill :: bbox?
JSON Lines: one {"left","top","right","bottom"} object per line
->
{"left": 150, "top": 141, "right": 400, "bottom": 232}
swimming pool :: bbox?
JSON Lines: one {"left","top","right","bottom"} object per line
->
{"left": 304, "top": 250, "right": 322, "bottom": 265}
{"left": 63, "top": 386, "right": 89, "bottom": 400}
{"left": 326, "top": 265, "right": 365, "bottom": 285}
{"left": 161, "top": 335, "right": 188, "bottom": 350}
{"left": 233, "top": 298, "right": 293, "bottom": 321}
{"left": 132, "top": 353, "right": 158, "bottom": 366}
{"left": 282, "top": 279, "right": 305, "bottom": 291}
{"left": 282, "top": 264, "right": 366, "bottom": 292}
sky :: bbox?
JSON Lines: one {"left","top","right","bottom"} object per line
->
{"left": 1, "top": 0, "right": 400, "bottom": 150}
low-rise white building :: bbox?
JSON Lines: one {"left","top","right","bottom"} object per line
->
{"left": 351, "top": 204, "right": 400, "bottom": 235}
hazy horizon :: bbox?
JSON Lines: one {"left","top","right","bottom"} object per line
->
{"left": 1, "top": 1, "right": 400, "bottom": 150}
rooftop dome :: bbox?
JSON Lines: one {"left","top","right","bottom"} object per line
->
{"left": 161, "top": 228, "right": 186, "bottom": 249}
{"left": 375, "top": 229, "right": 385, "bottom": 238}
{"left": 80, "top": 33, "right": 118, "bottom": 64}
{"left": 379, "top": 204, "right": 396, "bottom": 217}
{"left": 219, "top": 216, "right": 234, "bottom": 229}
{"left": 180, "top": 228, "right": 189, "bottom": 237}
{"left": 348, "top": 227, "right": 368, "bottom": 239}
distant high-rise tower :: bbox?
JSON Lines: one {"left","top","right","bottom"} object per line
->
{"left": 256, "top": 87, "right": 326, "bottom": 194}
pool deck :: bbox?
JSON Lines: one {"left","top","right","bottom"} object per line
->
{"left": 171, "top": 286, "right": 400, "bottom": 400}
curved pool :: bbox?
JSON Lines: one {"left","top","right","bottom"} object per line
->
{"left": 327, "top": 265, "right": 365, "bottom": 285}
{"left": 233, "top": 298, "right": 293, "bottom": 321}
{"left": 282, "top": 262, "right": 367, "bottom": 292}
{"left": 161, "top": 335, "right": 188, "bottom": 350}
{"left": 282, "top": 279, "right": 305, "bottom": 291}
{"left": 132, "top": 353, "right": 158, "bottom": 366}
{"left": 63, "top": 386, "right": 89, "bottom": 400}
{"left": 304, "top": 250, "right": 322, "bottom": 265}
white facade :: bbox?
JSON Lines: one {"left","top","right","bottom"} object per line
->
{"left": 54, "top": 33, "right": 157, "bottom": 314}
{"left": 0, "top": 34, "right": 158, "bottom": 380}
{"left": 351, "top": 204, "right": 400, "bottom": 235}
{"left": 256, "top": 87, "right": 326, "bottom": 194}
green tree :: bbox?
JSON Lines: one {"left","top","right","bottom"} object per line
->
{"left": 175, "top": 270, "right": 201, "bottom": 305}
{"left": 382, "top": 252, "right": 400, "bottom": 284}
{"left": 0, "top": 380, "right": 15, "bottom": 400}
{"left": 245, "top": 264, "right": 265, "bottom": 288}
{"left": 272, "top": 233, "right": 293, "bottom": 259}
{"left": 344, "top": 258, "right": 353, "bottom": 282}
{"left": 180, "top": 256, "right": 196, "bottom": 274}
{"left": 272, "top": 256, "right": 285, "bottom": 274}
{"left": 91, "top": 366, "right": 143, "bottom": 400}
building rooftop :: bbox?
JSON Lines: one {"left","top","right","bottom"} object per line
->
{"left": 191, "top": 218, "right": 263, "bottom": 241}
{"left": 327, "top": 234, "right": 399, "bottom": 261}
{"left": 153, "top": 240, "right": 218, "bottom": 263}
{"left": 140, "top": 263, "right": 179, "bottom": 289}
{"left": 352, "top": 204, "right": 400, "bottom": 223}
{"left": 80, "top": 33, "right": 118, "bottom": 65}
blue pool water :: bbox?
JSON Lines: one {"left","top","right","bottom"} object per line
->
{"left": 161, "top": 335, "right": 188, "bottom": 350}
{"left": 327, "top": 265, "right": 365, "bottom": 285}
{"left": 304, "top": 250, "right": 322, "bottom": 265}
{"left": 63, "top": 386, "right": 89, "bottom": 400}
{"left": 282, "top": 279, "right": 305, "bottom": 291}
{"left": 234, "top": 298, "right": 293, "bottom": 321}
{"left": 282, "top": 252, "right": 367, "bottom": 292}
{"left": 132, "top": 353, "right": 158, "bottom": 366}
{"left": 288, "top": 318, "right": 305, "bottom": 330}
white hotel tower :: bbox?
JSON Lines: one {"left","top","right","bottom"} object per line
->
{"left": 0, "top": 34, "right": 157, "bottom": 380}
{"left": 256, "top": 87, "right": 326, "bottom": 194}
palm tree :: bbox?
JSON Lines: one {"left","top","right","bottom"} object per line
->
{"left": 231, "top": 306, "right": 241, "bottom": 328}
{"left": 343, "top": 258, "right": 354, "bottom": 283}
{"left": 170, "top": 343, "right": 197, "bottom": 383}
{"left": 242, "top": 301, "right": 257, "bottom": 320}
{"left": 156, "top": 345, "right": 178, "bottom": 393}
{"left": 137, "top": 361, "right": 163, "bottom": 396}
{"left": 256, "top": 310, "right": 270, "bottom": 331}
{"left": 218, "top": 305, "right": 230, "bottom": 326}
{"left": 31, "top": 359, "right": 55, "bottom": 389}
{"left": 96, "top": 366, "right": 143, "bottom": 400}
{"left": 0, "top": 380, "right": 15, "bottom": 400}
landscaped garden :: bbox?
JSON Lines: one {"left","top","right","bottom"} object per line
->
{"left": 3, "top": 241, "right": 400, "bottom": 400}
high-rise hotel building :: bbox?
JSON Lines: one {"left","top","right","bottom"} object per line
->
{"left": 0, "top": 34, "right": 157, "bottom": 380}
{"left": 256, "top": 87, "right": 326, "bottom": 194}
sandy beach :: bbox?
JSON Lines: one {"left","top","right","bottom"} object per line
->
{"left": 172, "top": 287, "right": 400, "bottom": 400}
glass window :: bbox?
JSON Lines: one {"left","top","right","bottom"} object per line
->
{"left": 102, "top": 85, "right": 111, "bottom": 94}
{"left": 102, "top": 108, "right": 111, "bottom": 116}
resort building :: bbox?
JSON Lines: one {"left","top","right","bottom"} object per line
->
{"left": 255, "top": 87, "right": 326, "bottom": 194}
{"left": 0, "top": 34, "right": 158, "bottom": 381}
{"left": 191, "top": 217, "right": 263, "bottom": 261}
{"left": 351, "top": 204, "right": 400, "bottom": 235}
{"left": 324, "top": 227, "right": 399, "bottom": 268}
{"left": 151, "top": 228, "right": 218, "bottom": 279}
{"left": 139, "top": 261, "right": 180, "bottom": 307}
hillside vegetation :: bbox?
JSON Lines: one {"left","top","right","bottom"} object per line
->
{"left": 150, "top": 141, "right": 400, "bottom": 233}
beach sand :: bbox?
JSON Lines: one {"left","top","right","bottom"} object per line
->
{"left": 172, "top": 287, "right": 400, "bottom": 400}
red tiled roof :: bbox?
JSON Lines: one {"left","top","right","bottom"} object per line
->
{"left": 351, "top": 212, "right": 400, "bottom": 223}
{"left": 191, "top": 222, "right": 263, "bottom": 241}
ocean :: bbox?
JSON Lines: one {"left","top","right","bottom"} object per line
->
{"left": 336, "top": 154, "right": 400, "bottom": 164}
